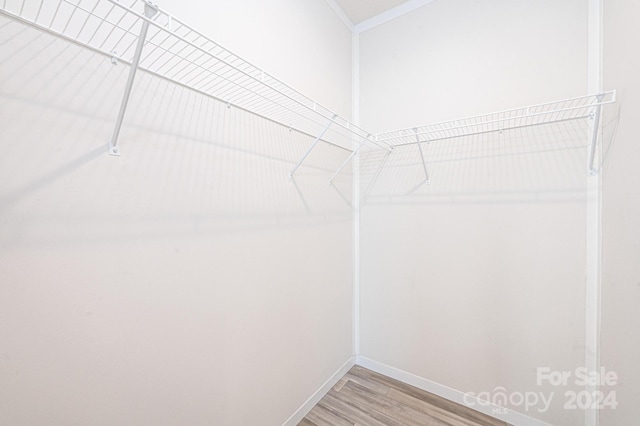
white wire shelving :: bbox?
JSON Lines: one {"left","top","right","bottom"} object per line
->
{"left": 0, "top": 0, "right": 390, "bottom": 176}
{"left": 377, "top": 91, "right": 615, "bottom": 147}
{"left": 373, "top": 91, "right": 616, "bottom": 184}
{"left": 0, "top": 0, "right": 616, "bottom": 183}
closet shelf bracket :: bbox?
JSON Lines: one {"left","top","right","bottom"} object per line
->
{"left": 415, "top": 128, "right": 430, "bottom": 185}
{"left": 108, "top": 1, "right": 158, "bottom": 156}
{"left": 328, "top": 135, "right": 371, "bottom": 186}
{"left": 110, "top": 51, "right": 119, "bottom": 65}
{"left": 289, "top": 115, "right": 337, "bottom": 180}
{"left": 588, "top": 93, "right": 606, "bottom": 175}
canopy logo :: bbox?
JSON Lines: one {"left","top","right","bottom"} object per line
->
{"left": 463, "top": 387, "right": 553, "bottom": 414}
{"left": 463, "top": 367, "right": 618, "bottom": 415}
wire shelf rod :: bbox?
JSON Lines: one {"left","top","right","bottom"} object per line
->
{"left": 0, "top": 7, "right": 356, "bottom": 153}
{"left": 21, "top": 0, "right": 356, "bottom": 146}
{"left": 94, "top": 7, "right": 130, "bottom": 51}
{"left": 148, "top": 49, "right": 340, "bottom": 138}
{"left": 34, "top": 0, "right": 44, "bottom": 20}
{"left": 85, "top": 3, "right": 116, "bottom": 44}
{"left": 121, "top": 4, "right": 376, "bottom": 148}
{"left": 378, "top": 107, "right": 608, "bottom": 145}
{"left": 106, "top": 0, "right": 388, "bottom": 150}
{"left": 391, "top": 114, "right": 593, "bottom": 147}
{"left": 1, "top": 0, "right": 618, "bottom": 177}
{"left": 47, "top": 0, "right": 61, "bottom": 27}
{"left": 72, "top": 1, "right": 100, "bottom": 40}
{"left": 0, "top": 6, "right": 103, "bottom": 53}
{"left": 377, "top": 91, "right": 615, "bottom": 145}
{"left": 525, "top": 90, "right": 615, "bottom": 111}
{"left": 60, "top": 0, "right": 80, "bottom": 34}
{"left": 2, "top": 0, "right": 386, "bottom": 150}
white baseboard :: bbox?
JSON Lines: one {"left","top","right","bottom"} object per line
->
{"left": 282, "top": 356, "right": 356, "bottom": 426}
{"left": 356, "top": 356, "right": 551, "bottom": 426}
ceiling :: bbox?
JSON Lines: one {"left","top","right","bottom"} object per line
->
{"left": 332, "top": 0, "right": 410, "bottom": 24}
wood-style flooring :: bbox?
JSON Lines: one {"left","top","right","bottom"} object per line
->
{"left": 298, "top": 366, "right": 510, "bottom": 426}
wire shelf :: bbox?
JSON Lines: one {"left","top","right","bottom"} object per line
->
{"left": 377, "top": 91, "right": 616, "bottom": 147}
{"left": 0, "top": 0, "right": 616, "bottom": 181}
{"left": 0, "top": 0, "right": 388, "bottom": 151}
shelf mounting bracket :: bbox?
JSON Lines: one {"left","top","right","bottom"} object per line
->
{"left": 588, "top": 94, "right": 605, "bottom": 175}
{"left": 328, "top": 135, "right": 370, "bottom": 186}
{"left": 108, "top": 1, "right": 158, "bottom": 156}
{"left": 415, "top": 128, "right": 430, "bottom": 185}
{"left": 289, "top": 115, "right": 337, "bottom": 179}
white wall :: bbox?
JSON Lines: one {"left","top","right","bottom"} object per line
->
{"left": 5, "top": 1, "right": 638, "bottom": 425}
{"left": 601, "top": 0, "right": 640, "bottom": 424}
{"left": 360, "top": 0, "right": 587, "bottom": 131}
{"left": 358, "top": 0, "right": 589, "bottom": 424}
{"left": 0, "top": 1, "right": 354, "bottom": 425}
{"left": 170, "top": 0, "right": 353, "bottom": 119}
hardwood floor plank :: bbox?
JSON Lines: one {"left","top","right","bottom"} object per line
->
{"left": 387, "top": 387, "right": 501, "bottom": 426}
{"left": 339, "top": 380, "right": 446, "bottom": 426}
{"left": 338, "top": 379, "right": 385, "bottom": 406}
{"left": 333, "top": 376, "right": 349, "bottom": 393}
{"left": 342, "top": 371, "right": 390, "bottom": 395}
{"left": 299, "top": 366, "right": 508, "bottom": 426}
{"left": 305, "top": 404, "right": 354, "bottom": 426}
{"left": 349, "top": 366, "right": 507, "bottom": 426}
{"left": 321, "top": 392, "right": 396, "bottom": 426}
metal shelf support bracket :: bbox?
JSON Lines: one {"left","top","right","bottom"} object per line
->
{"left": 588, "top": 94, "right": 605, "bottom": 175}
{"left": 108, "top": 1, "right": 158, "bottom": 156}
{"left": 328, "top": 135, "right": 370, "bottom": 186}
{"left": 289, "top": 115, "right": 337, "bottom": 180}
{"left": 415, "top": 128, "right": 430, "bottom": 184}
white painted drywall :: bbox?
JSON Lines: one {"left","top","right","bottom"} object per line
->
{"left": 359, "top": 0, "right": 587, "bottom": 132}
{"left": 601, "top": 0, "right": 640, "bottom": 424}
{"left": 358, "top": 0, "right": 590, "bottom": 424}
{"left": 166, "top": 0, "right": 353, "bottom": 119}
{"left": 0, "top": 1, "right": 354, "bottom": 425}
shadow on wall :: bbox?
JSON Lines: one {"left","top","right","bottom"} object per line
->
{"left": 358, "top": 109, "right": 620, "bottom": 207}
{"left": 601, "top": 101, "right": 622, "bottom": 181}
{"left": 0, "top": 17, "right": 353, "bottom": 250}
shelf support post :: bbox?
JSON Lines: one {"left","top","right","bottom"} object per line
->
{"left": 415, "top": 128, "right": 430, "bottom": 184}
{"left": 328, "top": 136, "right": 369, "bottom": 186}
{"left": 108, "top": 1, "right": 158, "bottom": 156}
{"left": 289, "top": 115, "right": 337, "bottom": 179}
{"left": 588, "top": 94, "right": 605, "bottom": 175}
